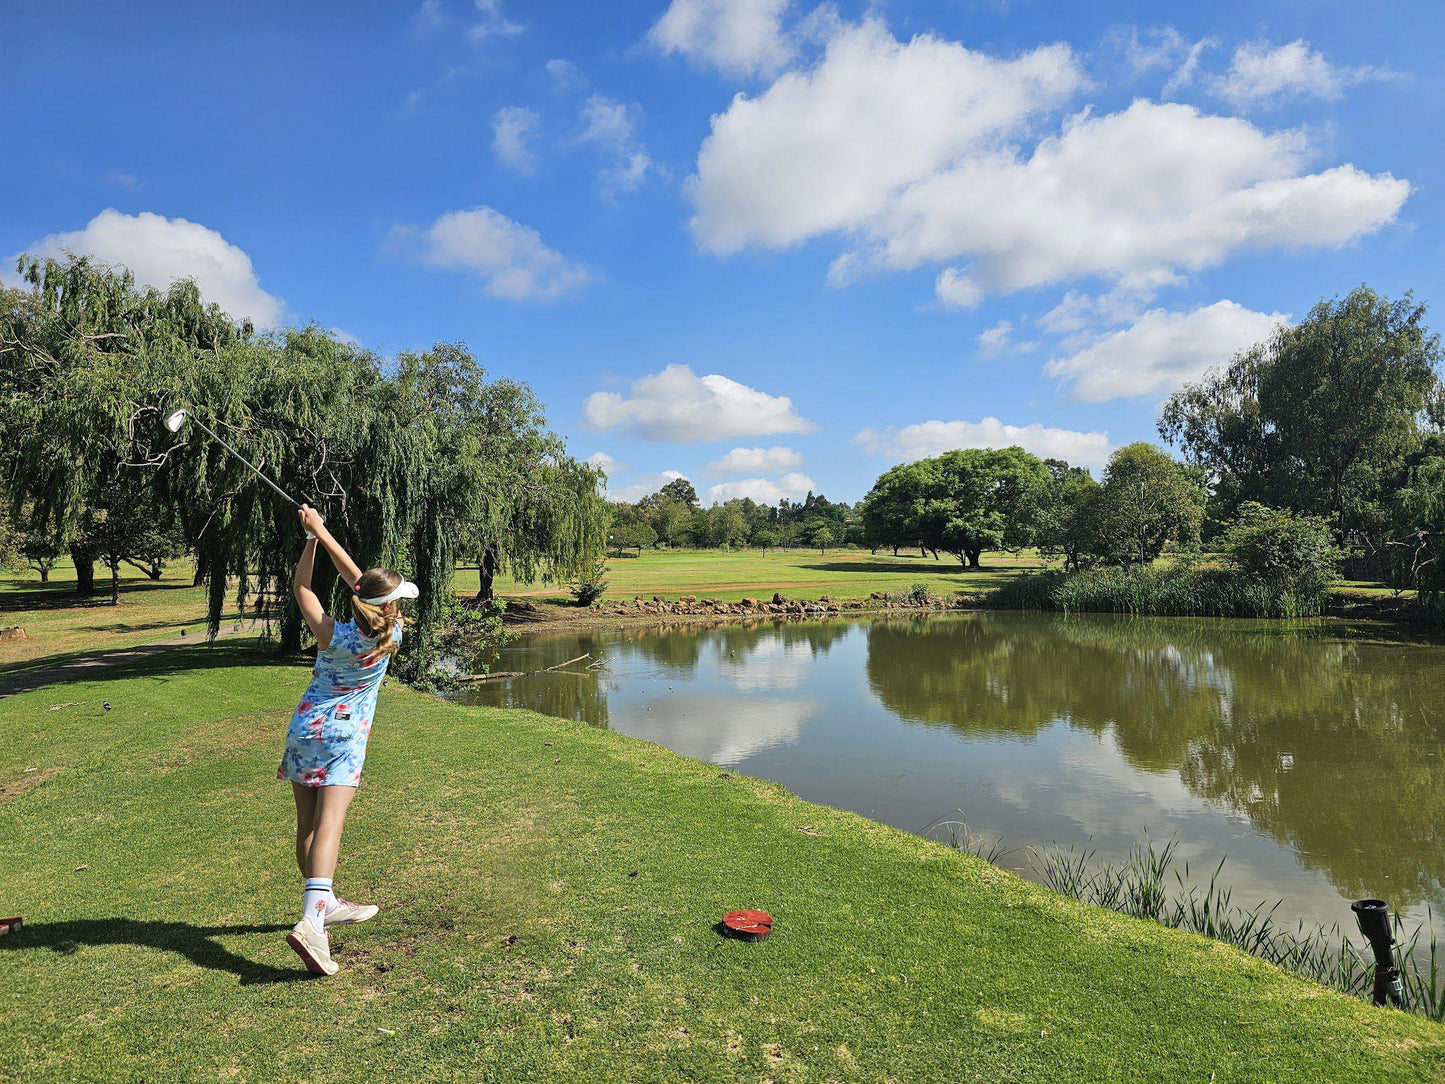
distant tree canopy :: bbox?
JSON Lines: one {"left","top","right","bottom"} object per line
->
{"left": 859, "top": 447, "right": 1049, "bottom": 566}
{"left": 607, "top": 483, "right": 858, "bottom": 553}
{"left": 0, "top": 255, "right": 607, "bottom": 662}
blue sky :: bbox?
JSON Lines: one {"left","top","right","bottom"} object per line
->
{"left": 3, "top": 0, "right": 1441, "bottom": 504}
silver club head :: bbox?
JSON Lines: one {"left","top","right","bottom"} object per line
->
{"left": 163, "top": 409, "right": 188, "bottom": 433}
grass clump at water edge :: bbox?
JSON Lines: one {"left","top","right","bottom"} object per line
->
{"left": 991, "top": 565, "right": 1328, "bottom": 618}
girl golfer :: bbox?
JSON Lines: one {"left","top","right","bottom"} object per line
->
{"left": 279, "top": 504, "right": 417, "bottom": 975}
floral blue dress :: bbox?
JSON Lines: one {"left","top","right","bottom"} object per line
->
{"left": 277, "top": 618, "right": 401, "bottom": 788}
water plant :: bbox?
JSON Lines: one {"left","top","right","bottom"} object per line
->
{"left": 991, "top": 565, "right": 1326, "bottom": 618}
{"left": 947, "top": 829, "right": 1443, "bottom": 1021}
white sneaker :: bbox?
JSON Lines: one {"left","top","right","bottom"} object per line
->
{"left": 324, "top": 898, "right": 379, "bottom": 927}
{"left": 286, "top": 919, "right": 340, "bottom": 975}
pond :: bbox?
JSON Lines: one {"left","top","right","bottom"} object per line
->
{"left": 458, "top": 611, "right": 1445, "bottom": 938}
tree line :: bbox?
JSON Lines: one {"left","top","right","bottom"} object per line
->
{"left": 607, "top": 478, "right": 862, "bottom": 554}
{"left": 0, "top": 255, "right": 609, "bottom": 666}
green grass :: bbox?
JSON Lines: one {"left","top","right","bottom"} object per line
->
{"left": 492, "top": 546, "right": 1047, "bottom": 604}
{"left": 2, "top": 645, "right": 1442, "bottom": 1081}
{"left": 0, "top": 559, "right": 249, "bottom": 674}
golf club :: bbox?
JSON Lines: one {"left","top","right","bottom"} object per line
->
{"left": 164, "top": 408, "right": 303, "bottom": 508}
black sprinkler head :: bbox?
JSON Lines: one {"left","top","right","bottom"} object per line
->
{"left": 1352, "top": 899, "right": 1393, "bottom": 957}
{"left": 1352, "top": 899, "right": 1404, "bottom": 1007}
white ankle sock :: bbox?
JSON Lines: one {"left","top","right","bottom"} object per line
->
{"left": 303, "top": 877, "right": 334, "bottom": 933}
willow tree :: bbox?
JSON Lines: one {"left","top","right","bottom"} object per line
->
{"left": 0, "top": 256, "right": 247, "bottom": 596}
{"left": 424, "top": 351, "right": 609, "bottom": 604}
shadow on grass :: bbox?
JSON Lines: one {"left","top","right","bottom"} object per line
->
{"left": 0, "top": 638, "right": 295, "bottom": 698}
{"left": 0, "top": 918, "right": 314, "bottom": 984}
{"left": 795, "top": 560, "right": 1004, "bottom": 576}
{"left": 0, "top": 579, "right": 192, "bottom": 613}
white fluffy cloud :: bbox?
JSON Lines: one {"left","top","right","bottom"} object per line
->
{"left": 688, "top": 19, "right": 1409, "bottom": 301}
{"left": 389, "top": 207, "right": 592, "bottom": 301}
{"left": 873, "top": 100, "right": 1408, "bottom": 294}
{"left": 9, "top": 209, "right": 283, "bottom": 326}
{"left": 855, "top": 418, "right": 1112, "bottom": 467}
{"left": 1213, "top": 40, "right": 1387, "bottom": 108}
{"left": 1046, "top": 300, "right": 1288, "bottom": 402}
{"left": 688, "top": 20, "right": 1083, "bottom": 254}
{"left": 705, "top": 445, "right": 804, "bottom": 475}
{"left": 492, "top": 106, "right": 540, "bottom": 173}
{"left": 648, "top": 0, "right": 795, "bottom": 78}
{"left": 707, "top": 472, "right": 816, "bottom": 505}
{"left": 583, "top": 364, "right": 815, "bottom": 442}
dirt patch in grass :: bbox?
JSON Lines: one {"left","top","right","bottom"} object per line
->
{"left": 0, "top": 765, "right": 61, "bottom": 804}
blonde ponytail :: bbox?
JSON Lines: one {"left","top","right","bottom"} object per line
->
{"left": 350, "top": 568, "right": 405, "bottom": 659}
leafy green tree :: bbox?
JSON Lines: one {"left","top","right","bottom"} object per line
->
{"left": 74, "top": 478, "right": 181, "bottom": 604}
{"left": 658, "top": 476, "right": 698, "bottom": 508}
{"left": 861, "top": 462, "right": 928, "bottom": 556}
{"left": 2, "top": 256, "right": 608, "bottom": 663}
{"left": 752, "top": 527, "right": 781, "bottom": 556}
{"left": 610, "top": 521, "right": 656, "bottom": 553}
{"left": 812, "top": 525, "right": 835, "bottom": 553}
{"left": 1035, "top": 460, "right": 1101, "bottom": 571}
{"left": 924, "top": 447, "right": 1049, "bottom": 567}
{"left": 0, "top": 494, "right": 19, "bottom": 571}
{"left": 710, "top": 502, "right": 750, "bottom": 549}
{"left": 1092, "top": 443, "right": 1203, "bottom": 567}
{"left": 1221, "top": 503, "right": 1339, "bottom": 598}
{"left": 570, "top": 555, "right": 609, "bottom": 606}
{"left": 649, "top": 498, "right": 690, "bottom": 548}
{"left": 1162, "top": 286, "right": 1442, "bottom": 552}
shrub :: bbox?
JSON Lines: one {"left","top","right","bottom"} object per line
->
{"left": 907, "top": 582, "right": 932, "bottom": 605}
{"left": 1220, "top": 502, "right": 1340, "bottom": 597}
{"left": 991, "top": 565, "right": 1325, "bottom": 618}
{"left": 570, "top": 556, "right": 609, "bottom": 606}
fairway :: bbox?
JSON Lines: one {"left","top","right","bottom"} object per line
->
{"left": 2, "top": 644, "right": 1443, "bottom": 1082}
{"left": 491, "top": 546, "right": 1049, "bottom": 603}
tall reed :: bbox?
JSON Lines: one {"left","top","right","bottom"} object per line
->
{"left": 991, "top": 566, "right": 1326, "bottom": 619}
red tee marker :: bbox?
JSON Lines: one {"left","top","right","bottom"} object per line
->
{"left": 721, "top": 909, "right": 773, "bottom": 941}
{"left": 0, "top": 916, "right": 23, "bottom": 936}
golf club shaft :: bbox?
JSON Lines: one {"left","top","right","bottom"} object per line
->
{"left": 189, "top": 417, "right": 302, "bottom": 508}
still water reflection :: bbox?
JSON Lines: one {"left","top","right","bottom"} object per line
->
{"left": 460, "top": 612, "right": 1445, "bottom": 935}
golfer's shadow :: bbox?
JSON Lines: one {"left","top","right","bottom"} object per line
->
{"left": 0, "top": 918, "right": 314, "bottom": 985}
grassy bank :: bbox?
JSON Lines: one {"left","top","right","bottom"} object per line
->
{"left": 2, "top": 645, "right": 1443, "bottom": 1082}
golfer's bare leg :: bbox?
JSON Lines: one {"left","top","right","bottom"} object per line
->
{"left": 305, "top": 785, "right": 357, "bottom": 880}
{"left": 292, "top": 783, "right": 318, "bottom": 877}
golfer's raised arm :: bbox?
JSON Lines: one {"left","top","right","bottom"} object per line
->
{"left": 292, "top": 534, "right": 334, "bottom": 649}
{"left": 300, "top": 504, "right": 364, "bottom": 589}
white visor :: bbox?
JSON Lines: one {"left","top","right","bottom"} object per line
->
{"left": 359, "top": 580, "right": 420, "bottom": 606}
